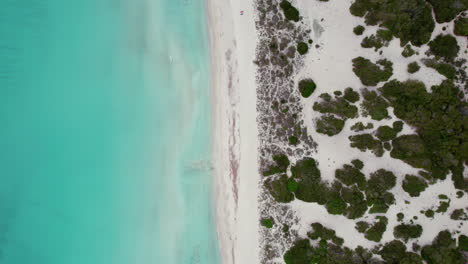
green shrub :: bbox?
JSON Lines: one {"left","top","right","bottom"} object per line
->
{"left": 425, "top": 209, "right": 435, "bottom": 218}
{"left": 289, "top": 136, "right": 299, "bottom": 145}
{"left": 454, "top": 17, "right": 468, "bottom": 36}
{"left": 349, "top": 0, "right": 435, "bottom": 46}
{"left": 283, "top": 239, "right": 314, "bottom": 264}
{"left": 366, "top": 169, "right": 396, "bottom": 213}
{"left": 279, "top": 1, "right": 300, "bottom": 22}
{"left": 349, "top": 133, "right": 384, "bottom": 157}
{"left": 353, "top": 25, "right": 365, "bottom": 35}
{"left": 316, "top": 115, "right": 345, "bottom": 136}
{"left": 402, "top": 175, "right": 428, "bottom": 197}
{"left": 341, "top": 185, "right": 368, "bottom": 219}
{"left": 308, "top": 223, "right": 344, "bottom": 246}
{"left": 326, "top": 190, "right": 348, "bottom": 215}
{"left": 298, "top": 79, "right": 316, "bottom": 98}
{"left": 397, "top": 212, "right": 404, "bottom": 221}
{"left": 261, "top": 217, "right": 274, "bottom": 228}
{"left": 391, "top": 135, "right": 431, "bottom": 170}
{"left": 335, "top": 164, "right": 366, "bottom": 189}
{"left": 379, "top": 240, "right": 423, "bottom": 264}
{"left": 265, "top": 174, "right": 295, "bottom": 203}
{"left": 376, "top": 125, "right": 397, "bottom": 141}
{"left": 436, "top": 200, "right": 450, "bottom": 213}
{"left": 352, "top": 57, "right": 393, "bottom": 86}
{"left": 392, "top": 121, "right": 404, "bottom": 132}
{"left": 459, "top": 235, "right": 468, "bottom": 251}
{"left": 402, "top": 44, "right": 416, "bottom": 57}
{"left": 361, "top": 35, "right": 384, "bottom": 50}
{"left": 313, "top": 94, "right": 358, "bottom": 119}
{"left": 343, "top": 87, "right": 360, "bottom": 103}
{"left": 426, "top": 0, "right": 467, "bottom": 23}
{"left": 291, "top": 158, "right": 328, "bottom": 204}
{"left": 350, "top": 122, "right": 373, "bottom": 132}
{"left": 394, "top": 224, "right": 423, "bottom": 241}
{"left": 429, "top": 34, "right": 460, "bottom": 61}
{"left": 407, "top": 61, "right": 420, "bottom": 73}
{"left": 355, "top": 221, "right": 369, "bottom": 233}
{"left": 351, "top": 159, "right": 364, "bottom": 170}
{"left": 297, "top": 42, "right": 309, "bottom": 55}
{"left": 421, "top": 230, "right": 465, "bottom": 264}
{"left": 365, "top": 216, "right": 388, "bottom": 242}
{"left": 262, "top": 154, "right": 290, "bottom": 176}
{"left": 380, "top": 79, "right": 466, "bottom": 188}
{"left": 450, "top": 209, "right": 467, "bottom": 220}
{"left": 423, "top": 59, "right": 456, "bottom": 79}
{"left": 361, "top": 89, "right": 389, "bottom": 120}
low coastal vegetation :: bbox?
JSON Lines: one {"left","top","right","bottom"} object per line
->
{"left": 255, "top": 0, "right": 467, "bottom": 262}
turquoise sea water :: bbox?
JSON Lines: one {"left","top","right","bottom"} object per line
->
{"left": 0, "top": 0, "right": 220, "bottom": 263}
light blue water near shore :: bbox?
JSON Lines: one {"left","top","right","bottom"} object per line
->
{"left": 0, "top": 0, "right": 220, "bottom": 263}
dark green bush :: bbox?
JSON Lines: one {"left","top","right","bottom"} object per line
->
{"left": 349, "top": 0, "right": 435, "bottom": 46}
{"left": 429, "top": 34, "right": 460, "bottom": 61}
{"left": 264, "top": 174, "right": 295, "bottom": 203}
{"left": 298, "top": 79, "right": 316, "bottom": 98}
{"left": 352, "top": 57, "right": 393, "bottom": 86}
{"left": 392, "top": 121, "right": 404, "bottom": 132}
{"left": 394, "top": 223, "right": 423, "bottom": 241}
{"left": 283, "top": 239, "right": 314, "bottom": 264}
{"left": 341, "top": 185, "right": 368, "bottom": 219}
{"left": 261, "top": 217, "right": 274, "bottom": 228}
{"left": 297, "top": 42, "right": 309, "bottom": 55}
{"left": 402, "top": 45, "right": 416, "bottom": 57}
{"left": 335, "top": 164, "right": 366, "bottom": 189}
{"left": 380, "top": 79, "right": 467, "bottom": 190}
{"left": 316, "top": 115, "right": 345, "bottom": 136}
{"left": 350, "top": 122, "right": 373, "bottom": 132}
{"left": 279, "top": 1, "right": 300, "bottom": 22}
{"left": 376, "top": 125, "right": 397, "bottom": 141}
{"left": 407, "top": 61, "right": 420, "bottom": 73}
{"left": 262, "top": 153, "right": 290, "bottom": 176}
{"left": 351, "top": 159, "right": 364, "bottom": 170}
{"left": 355, "top": 221, "right": 369, "bottom": 233}
{"left": 421, "top": 230, "right": 466, "bottom": 264}
{"left": 349, "top": 133, "right": 384, "bottom": 157}
{"left": 353, "top": 25, "right": 365, "bottom": 35}
{"left": 313, "top": 94, "right": 358, "bottom": 119}
{"left": 379, "top": 240, "right": 423, "bottom": 264}
{"left": 391, "top": 134, "right": 431, "bottom": 170}
{"left": 361, "top": 88, "right": 389, "bottom": 120}
{"left": 366, "top": 169, "right": 396, "bottom": 213}
{"left": 459, "top": 235, "right": 468, "bottom": 251}
{"left": 423, "top": 59, "right": 456, "bottom": 79}
{"left": 291, "top": 158, "right": 328, "bottom": 204}
{"left": 402, "top": 175, "right": 428, "bottom": 197}
{"left": 365, "top": 216, "right": 388, "bottom": 242}
{"left": 343, "top": 87, "right": 360, "bottom": 103}
{"left": 308, "top": 223, "right": 344, "bottom": 246}
{"left": 450, "top": 209, "right": 467, "bottom": 220}
{"left": 454, "top": 17, "right": 468, "bottom": 36}
{"left": 289, "top": 136, "right": 299, "bottom": 145}
{"left": 426, "top": 0, "right": 467, "bottom": 23}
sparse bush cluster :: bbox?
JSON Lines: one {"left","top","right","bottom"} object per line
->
{"left": 313, "top": 89, "right": 360, "bottom": 136}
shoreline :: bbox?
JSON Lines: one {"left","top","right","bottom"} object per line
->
{"left": 207, "top": 0, "right": 260, "bottom": 263}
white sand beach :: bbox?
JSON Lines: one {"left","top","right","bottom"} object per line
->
{"left": 208, "top": 0, "right": 260, "bottom": 263}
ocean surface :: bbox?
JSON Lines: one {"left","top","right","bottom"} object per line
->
{"left": 0, "top": 0, "right": 220, "bottom": 263}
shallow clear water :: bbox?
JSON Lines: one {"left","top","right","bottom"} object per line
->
{"left": 0, "top": 0, "right": 220, "bottom": 263}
